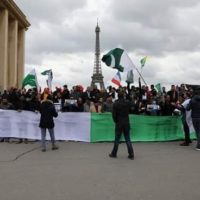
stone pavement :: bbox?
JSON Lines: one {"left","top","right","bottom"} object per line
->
{"left": 0, "top": 141, "right": 199, "bottom": 200}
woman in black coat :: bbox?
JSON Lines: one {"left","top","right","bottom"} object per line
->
{"left": 39, "top": 95, "right": 58, "bottom": 152}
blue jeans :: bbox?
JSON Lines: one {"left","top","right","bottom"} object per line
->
{"left": 111, "top": 124, "right": 134, "bottom": 156}
{"left": 41, "top": 128, "right": 56, "bottom": 149}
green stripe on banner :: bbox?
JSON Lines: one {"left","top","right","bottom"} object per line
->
{"left": 91, "top": 113, "right": 196, "bottom": 142}
{"left": 91, "top": 113, "right": 115, "bottom": 142}
{"left": 132, "top": 115, "right": 182, "bottom": 141}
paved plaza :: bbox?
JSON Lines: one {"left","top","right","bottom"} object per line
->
{"left": 0, "top": 141, "right": 199, "bottom": 200}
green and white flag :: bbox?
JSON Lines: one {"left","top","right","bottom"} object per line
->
{"left": 0, "top": 111, "right": 188, "bottom": 142}
{"left": 22, "top": 69, "right": 38, "bottom": 88}
{"left": 41, "top": 69, "right": 53, "bottom": 89}
{"left": 155, "top": 83, "right": 161, "bottom": 92}
{"left": 102, "top": 48, "right": 136, "bottom": 72}
{"left": 41, "top": 69, "right": 52, "bottom": 75}
{"left": 140, "top": 56, "right": 147, "bottom": 68}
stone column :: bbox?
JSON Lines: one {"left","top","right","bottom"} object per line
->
{"left": 0, "top": 9, "right": 8, "bottom": 91}
{"left": 17, "top": 28, "right": 25, "bottom": 88}
{"left": 8, "top": 18, "right": 18, "bottom": 88}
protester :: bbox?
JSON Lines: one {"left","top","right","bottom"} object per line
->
{"left": 102, "top": 94, "right": 113, "bottom": 112}
{"left": 61, "top": 85, "right": 70, "bottom": 111}
{"left": 167, "top": 85, "right": 179, "bottom": 103}
{"left": 175, "top": 93, "right": 192, "bottom": 146}
{"left": 187, "top": 89, "right": 200, "bottom": 150}
{"left": 89, "top": 99, "right": 102, "bottom": 113}
{"left": 82, "top": 86, "right": 92, "bottom": 102}
{"left": 109, "top": 90, "right": 134, "bottom": 160}
{"left": 39, "top": 94, "right": 59, "bottom": 152}
{"left": 160, "top": 95, "right": 175, "bottom": 116}
{"left": 74, "top": 97, "right": 84, "bottom": 112}
{"left": 0, "top": 82, "right": 198, "bottom": 149}
{"left": 40, "top": 88, "right": 49, "bottom": 101}
{"left": 83, "top": 99, "right": 91, "bottom": 112}
{"left": 146, "top": 100, "right": 160, "bottom": 116}
{"left": 150, "top": 84, "right": 157, "bottom": 97}
{"left": 52, "top": 87, "right": 62, "bottom": 103}
{"left": 0, "top": 98, "right": 14, "bottom": 142}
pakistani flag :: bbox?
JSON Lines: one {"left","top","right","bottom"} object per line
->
{"left": 140, "top": 56, "right": 147, "bottom": 68}
{"left": 102, "top": 48, "right": 136, "bottom": 72}
{"left": 41, "top": 69, "right": 52, "bottom": 76}
{"left": 22, "top": 69, "right": 38, "bottom": 88}
{"left": 41, "top": 69, "right": 53, "bottom": 89}
{"left": 155, "top": 83, "right": 161, "bottom": 92}
{"left": 1, "top": 112, "right": 189, "bottom": 142}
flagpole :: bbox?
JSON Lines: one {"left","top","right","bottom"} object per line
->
{"left": 135, "top": 67, "right": 147, "bottom": 86}
{"left": 34, "top": 69, "right": 40, "bottom": 92}
{"left": 128, "top": 54, "right": 147, "bottom": 86}
{"left": 129, "top": 59, "right": 147, "bottom": 85}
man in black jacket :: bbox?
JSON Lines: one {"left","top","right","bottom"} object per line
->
{"left": 187, "top": 89, "right": 200, "bottom": 150}
{"left": 109, "top": 91, "right": 134, "bottom": 160}
{"left": 39, "top": 95, "right": 59, "bottom": 152}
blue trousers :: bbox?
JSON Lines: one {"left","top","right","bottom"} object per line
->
{"left": 111, "top": 124, "right": 134, "bottom": 156}
{"left": 41, "top": 128, "right": 56, "bottom": 149}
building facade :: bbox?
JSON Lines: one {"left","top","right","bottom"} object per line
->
{"left": 0, "top": 0, "right": 30, "bottom": 91}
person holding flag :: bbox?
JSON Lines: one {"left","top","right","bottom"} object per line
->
{"left": 109, "top": 90, "right": 134, "bottom": 160}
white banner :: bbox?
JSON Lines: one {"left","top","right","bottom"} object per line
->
{"left": 0, "top": 110, "right": 91, "bottom": 142}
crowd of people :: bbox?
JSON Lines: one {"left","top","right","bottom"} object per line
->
{"left": 0, "top": 82, "right": 200, "bottom": 151}
{"left": 0, "top": 83, "right": 194, "bottom": 116}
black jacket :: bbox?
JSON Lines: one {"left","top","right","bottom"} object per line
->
{"left": 187, "top": 95, "right": 200, "bottom": 118}
{"left": 39, "top": 100, "right": 58, "bottom": 128}
{"left": 112, "top": 98, "right": 130, "bottom": 125}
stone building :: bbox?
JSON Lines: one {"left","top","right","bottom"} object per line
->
{"left": 0, "top": 0, "right": 30, "bottom": 91}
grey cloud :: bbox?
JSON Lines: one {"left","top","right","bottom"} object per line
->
{"left": 25, "top": 52, "right": 43, "bottom": 66}
{"left": 15, "top": 0, "right": 200, "bottom": 89}
{"left": 99, "top": 0, "right": 200, "bottom": 55}
{"left": 15, "top": 0, "right": 87, "bottom": 24}
{"left": 110, "top": 0, "right": 200, "bottom": 27}
{"left": 24, "top": 17, "right": 96, "bottom": 65}
{"left": 18, "top": 0, "right": 200, "bottom": 58}
{"left": 15, "top": 0, "right": 91, "bottom": 65}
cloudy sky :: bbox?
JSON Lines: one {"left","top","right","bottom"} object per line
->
{"left": 15, "top": 0, "right": 200, "bottom": 90}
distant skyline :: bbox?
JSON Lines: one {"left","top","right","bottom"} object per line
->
{"left": 15, "top": 0, "right": 200, "bottom": 90}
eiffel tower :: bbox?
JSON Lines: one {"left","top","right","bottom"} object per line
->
{"left": 91, "top": 22, "right": 105, "bottom": 90}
